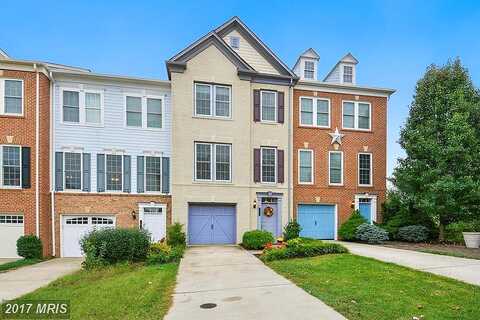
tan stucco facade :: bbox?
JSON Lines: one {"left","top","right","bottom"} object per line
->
{"left": 171, "top": 45, "right": 292, "bottom": 243}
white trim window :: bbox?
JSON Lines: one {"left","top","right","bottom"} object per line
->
{"left": 126, "top": 95, "right": 163, "bottom": 129}
{"left": 194, "top": 83, "right": 231, "bottom": 118}
{"left": 1, "top": 145, "right": 21, "bottom": 188}
{"left": 194, "top": 142, "right": 232, "bottom": 182}
{"left": 298, "top": 149, "right": 313, "bottom": 184}
{"left": 145, "top": 156, "right": 162, "bottom": 192}
{"left": 64, "top": 152, "right": 82, "bottom": 190}
{"left": 342, "top": 101, "right": 371, "bottom": 130}
{"left": 300, "top": 97, "right": 330, "bottom": 127}
{"left": 105, "top": 154, "right": 123, "bottom": 192}
{"left": 304, "top": 60, "right": 315, "bottom": 79}
{"left": 261, "top": 147, "right": 277, "bottom": 183}
{"left": 62, "top": 89, "right": 103, "bottom": 125}
{"left": 260, "top": 90, "right": 277, "bottom": 122}
{"left": 343, "top": 65, "right": 353, "bottom": 83}
{"left": 0, "top": 79, "right": 23, "bottom": 116}
{"left": 329, "top": 151, "right": 343, "bottom": 185}
{"left": 358, "top": 153, "right": 373, "bottom": 186}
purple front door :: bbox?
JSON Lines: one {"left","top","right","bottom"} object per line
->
{"left": 260, "top": 197, "right": 279, "bottom": 237}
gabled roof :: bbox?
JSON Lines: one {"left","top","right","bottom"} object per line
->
{"left": 292, "top": 48, "right": 320, "bottom": 70}
{"left": 323, "top": 52, "right": 358, "bottom": 81}
{"left": 0, "top": 48, "right": 10, "bottom": 60}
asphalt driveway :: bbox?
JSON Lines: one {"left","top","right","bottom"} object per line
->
{"left": 165, "top": 246, "right": 345, "bottom": 320}
{"left": 0, "top": 258, "right": 82, "bottom": 302}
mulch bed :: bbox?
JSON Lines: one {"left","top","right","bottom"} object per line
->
{"left": 382, "top": 241, "right": 480, "bottom": 260}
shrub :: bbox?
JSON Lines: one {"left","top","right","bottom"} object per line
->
{"left": 80, "top": 228, "right": 150, "bottom": 269}
{"left": 17, "top": 235, "right": 43, "bottom": 259}
{"left": 356, "top": 223, "right": 389, "bottom": 244}
{"left": 445, "top": 222, "right": 467, "bottom": 244}
{"left": 338, "top": 210, "right": 367, "bottom": 241}
{"left": 147, "top": 243, "right": 185, "bottom": 265}
{"left": 242, "top": 230, "right": 274, "bottom": 250}
{"left": 283, "top": 220, "right": 302, "bottom": 241}
{"left": 261, "top": 238, "right": 348, "bottom": 261}
{"left": 397, "top": 225, "right": 429, "bottom": 242}
{"left": 167, "top": 223, "right": 186, "bottom": 247}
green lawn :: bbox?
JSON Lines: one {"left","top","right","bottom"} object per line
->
{"left": 267, "top": 254, "right": 480, "bottom": 320}
{"left": 10, "top": 263, "right": 178, "bottom": 320}
{"left": 0, "top": 258, "right": 42, "bottom": 272}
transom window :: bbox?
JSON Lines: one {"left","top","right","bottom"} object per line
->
{"left": 1, "top": 145, "right": 21, "bottom": 187}
{"left": 65, "top": 217, "right": 88, "bottom": 225}
{"left": 0, "top": 215, "right": 23, "bottom": 224}
{"left": 300, "top": 97, "right": 330, "bottom": 127}
{"left": 92, "top": 217, "right": 114, "bottom": 225}
{"left": 298, "top": 149, "right": 313, "bottom": 184}
{"left": 195, "top": 142, "right": 231, "bottom": 182}
{"left": 358, "top": 153, "right": 372, "bottom": 186}
{"left": 343, "top": 65, "right": 353, "bottom": 83}
{"left": 343, "top": 101, "right": 371, "bottom": 130}
{"left": 62, "top": 90, "right": 103, "bottom": 125}
{"left": 304, "top": 61, "right": 315, "bottom": 79}
{"left": 261, "top": 147, "right": 276, "bottom": 183}
{"left": 194, "top": 83, "right": 231, "bottom": 118}
{"left": 329, "top": 151, "right": 343, "bottom": 185}
{"left": 126, "top": 95, "right": 163, "bottom": 129}
{"left": 2, "top": 79, "right": 23, "bottom": 115}
{"left": 143, "top": 207, "right": 163, "bottom": 214}
{"left": 260, "top": 91, "right": 277, "bottom": 122}
{"left": 64, "top": 152, "right": 82, "bottom": 190}
{"left": 145, "top": 156, "right": 162, "bottom": 192}
{"left": 106, "top": 155, "right": 123, "bottom": 191}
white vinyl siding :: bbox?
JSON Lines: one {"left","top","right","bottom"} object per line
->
{"left": 194, "top": 142, "right": 231, "bottom": 182}
{"left": 300, "top": 97, "right": 330, "bottom": 127}
{"left": 342, "top": 101, "right": 371, "bottom": 130}
{"left": 261, "top": 147, "right": 276, "bottom": 183}
{"left": 358, "top": 153, "right": 373, "bottom": 186}
{"left": 298, "top": 149, "right": 313, "bottom": 184}
{"left": 194, "top": 83, "right": 231, "bottom": 118}
{"left": 64, "top": 152, "right": 82, "bottom": 190}
{"left": 329, "top": 151, "right": 343, "bottom": 185}
{"left": 1, "top": 145, "right": 21, "bottom": 188}
{"left": 260, "top": 91, "right": 277, "bottom": 122}
{"left": 1, "top": 79, "right": 23, "bottom": 115}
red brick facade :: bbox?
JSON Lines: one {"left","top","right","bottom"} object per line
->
{"left": 293, "top": 89, "right": 387, "bottom": 231}
{"left": 0, "top": 69, "right": 51, "bottom": 256}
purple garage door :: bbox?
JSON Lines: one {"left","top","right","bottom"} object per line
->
{"left": 188, "top": 204, "right": 236, "bottom": 245}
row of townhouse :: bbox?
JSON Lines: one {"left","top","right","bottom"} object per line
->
{"left": 0, "top": 17, "right": 394, "bottom": 258}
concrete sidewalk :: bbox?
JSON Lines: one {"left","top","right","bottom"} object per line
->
{"left": 0, "top": 258, "right": 82, "bottom": 302}
{"left": 165, "top": 246, "right": 345, "bottom": 320}
{"left": 338, "top": 241, "right": 480, "bottom": 286}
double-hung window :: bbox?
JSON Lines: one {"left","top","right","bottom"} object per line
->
{"left": 329, "top": 151, "right": 343, "bottom": 185}
{"left": 343, "top": 65, "right": 353, "bottom": 83}
{"left": 64, "top": 152, "right": 82, "bottom": 190}
{"left": 261, "top": 147, "right": 276, "bottom": 183}
{"left": 126, "top": 96, "right": 142, "bottom": 127}
{"left": 358, "top": 153, "right": 372, "bottom": 186}
{"left": 147, "top": 98, "right": 162, "bottom": 128}
{"left": 194, "top": 83, "right": 231, "bottom": 118}
{"left": 300, "top": 97, "right": 330, "bottom": 127}
{"left": 342, "top": 101, "right": 371, "bottom": 130}
{"left": 1, "top": 145, "right": 21, "bottom": 187}
{"left": 304, "top": 61, "right": 315, "bottom": 79}
{"left": 194, "top": 142, "right": 231, "bottom": 182}
{"left": 260, "top": 91, "right": 277, "bottom": 122}
{"left": 1, "top": 79, "right": 23, "bottom": 115}
{"left": 63, "top": 91, "right": 80, "bottom": 123}
{"left": 126, "top": 95, "right": 163, "bottom": 129}
{"left": 145, "top": 156, "right": 162, "bottom": 192}
{"left": 62, "top": 89, "right": 103, "bottom": 125}
{"left": 85, "top": 93, "right": 102, "bottom": 124}
{"left": 298, "top": 149, "right": 313, "bottom": 184}
{"left": 106, "top": 154, "right": 123, "bottom": 191}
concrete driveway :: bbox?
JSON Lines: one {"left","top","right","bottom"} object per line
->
{"left": 0, "top": 258, "right": 82, "bottom": 302}
{"left": 338, "top": 241, "right": 480, "bottom": 286}
{"left": 165, "top": 246, "right": 345, "bottom": 320}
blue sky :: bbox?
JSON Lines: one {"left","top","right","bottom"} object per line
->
{"left": 1, "top": 1, "right": 479, "bottom": 176}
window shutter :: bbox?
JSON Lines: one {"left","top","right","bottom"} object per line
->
{"left": 277, "top": 149, "right": 284, "bottom": 183}
{"left": 277, "top": 91, "right": 284, "bottom": 124}
{"left": 253, "top": 90, "right": 260, "bottom": 122}
{"left": 254, "top": 148, "right": 261, "bottom": 182}
{"left": 55, "top": 151, "right": 63, "bottom": 191}
{"left": 137, "top": 156, "right": 144, "bottom": 193}
{"left": 97, "top": 154, "right": 105, "bottom": 192}
{"left": 162, "top": 157, "right": 170, "bottom": 194}
{"left": 82, "top": 153, "right": 91, "bottom": 192}
{"left": 123, "top": 155, "right": 131, "bottom": 193}
{"left": 21, "top": 147, "right": 31, "bottom": 189}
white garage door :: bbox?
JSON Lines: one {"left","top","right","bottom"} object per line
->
{"left": 0, "top": 214, "right": 24, "bottom": 258}
{"left": 61, "top": 215, "right": 115, "bottom": 257}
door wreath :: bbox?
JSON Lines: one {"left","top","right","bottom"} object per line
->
{"left": 263, "top": 206, "right": 274, "bottom": 217}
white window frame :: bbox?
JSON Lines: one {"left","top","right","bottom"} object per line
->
{"left": 124, "top": 94, "right": 164, "bottom": 130}
{"left": 328, "top": 151, "right": 344, "bottom": 186}
{"left": 194, "top": 83, "right": 232, "bottom": 119}
{"left": 299, "top": 97, "right": 331, "bottom": 128}
{"left": 0, "top": 79, "right": 24, "bottom": 116}
{"left": 61, "top": 88, "right": 104, "bottom": 126}
{"left": 144, "top": 156, "right": 163, "bottom": 194}
{"left": 105, "top": 154, "right": 124, "bottom": 192}
{"left": 63, "top": 152, "right": 83, "bottom": 191}
{"left": 340, "top": 64, "right": 355, "bottom": 84}
{"left": 342, "top": 100, "right": 372, "bottom": 131}
{"left": 358, "top": 152, "right": 373, "bottom": 187}
{"left": 194, "top": 142, "right": 232, "bottom": 182}
{"left": 0, "top": 145, "right": 22, "bottom": 189}
{"left": 260, "top": 147, "right": 277, "bottom": 184}
{"left": 304, "top": 60, "right": 315, "bottom": 79}
{"left": 260, "top": 90, "right": 277, "bottom": 123}
{"left": 298, "top": 149, "right": 314, "bottom": 184}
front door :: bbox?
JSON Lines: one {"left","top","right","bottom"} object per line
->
{"left": 358, "top": 199, "right": 372, "bottom": 223}
{"left": 141, "top": 205, "right": 166, "bottom": 242}
{"left": 260, "top": 197, "right": 279, "bottom": 237}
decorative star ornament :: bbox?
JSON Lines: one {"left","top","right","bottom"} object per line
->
{"left": 329, "top": 127, "right": 345, "bottom": 145}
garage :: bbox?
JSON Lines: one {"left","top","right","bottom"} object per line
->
{"left": 188, "top": 204, "right": 236, "bottom": 245}
{"left": 297, "top": 204, "right": 336, "bottom": 240}
{"left": 0, "top": 214, "right": 24, "bottom": 258}
{"left": 61, "top": 215, "right": 115, "bottom": 257}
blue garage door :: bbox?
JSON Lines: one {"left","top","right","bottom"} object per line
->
{"left": 297, "top": 204, "right": 335, "bottom": 240}
{"left": 188, "top": 205, "right": 236, "bottom": 245}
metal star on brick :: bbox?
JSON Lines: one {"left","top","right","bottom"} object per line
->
{"left": 329, "top": 127, "right": 345, "bottom": 145}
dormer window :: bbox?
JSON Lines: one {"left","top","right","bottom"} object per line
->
{"left": 343, "top": 65, "right": 353, "bottom": 83}
{"left": 230, "top": 36, "right": 240, "bottom": 49}
{"left": 304, "top": 61, "right": 315, "bottom": 79}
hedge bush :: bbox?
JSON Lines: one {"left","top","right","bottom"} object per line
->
{"left": 338, "top": 210, "right": 367, "bottom": 241}
{"left": 283, "top": 220, "right": 302, "bottom": 241}
{"left": 17, "top": 235, "right": 43, "bottom": 259}
{"left": 261, "top": 238, "right": 348, "bottom": 261}
{"left": 242, "top": 230, "right": 274, "bottom": 250}
{"left": 147, "top": 242, "right": 185, "bottom": 265}
{"left": 167, "top": 223, "right": 186, "bottom": 247}
{"left": 397, "top": 225, "right": 429, "bottom": 242}
{"left": 445, "top": 222, "right": 466, "bottom": 244}
{"left": 356, "top": 223, "right": 389, "bottom": 244}
{"left": 80, "top": 228, "right": 150, "bottom": 269}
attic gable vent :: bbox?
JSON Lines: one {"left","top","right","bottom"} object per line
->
{"left": 230, "top": 36, "right": 240, "bottom": 49}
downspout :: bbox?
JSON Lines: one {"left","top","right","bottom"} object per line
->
{"left": 287, "top": 78, "right": 293, "bottom": 222}
{"left": 49, "top": 71, "right": 56, "bottom": 256}
{"left": 34, "top": 64, "right": 40, "bottom": 237}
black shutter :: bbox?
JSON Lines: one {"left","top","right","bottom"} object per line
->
{"left": 277, "top": 149, "right": 284, "bottom": 183}
{"left": 123, "top": 155, "right": 131, "bottom": 193}
{"left": 82, "top": 153, "right": 91, "bottom": 192}
{"left": 55, "top": 152, "right": 63, "bottom": 191}
{"left": 253, "top": 90, "right": 260, "bottom": 122}
{"left": 254, "top": 148, "right": 261, "bottom": 183}
{"left": 277, "top": 92, "right": 284, "bottom": 124}
{"left": 137, "top": 156, "right": 144, "bottom": 193}
{"left": 21, "top": 147, "right": 31, "bottom": 189}
{"left": 97, "top": 154, "right": 105, "bottom": 192}
{"left": 162, "top": 157, "right": 170, "bottom": 194}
